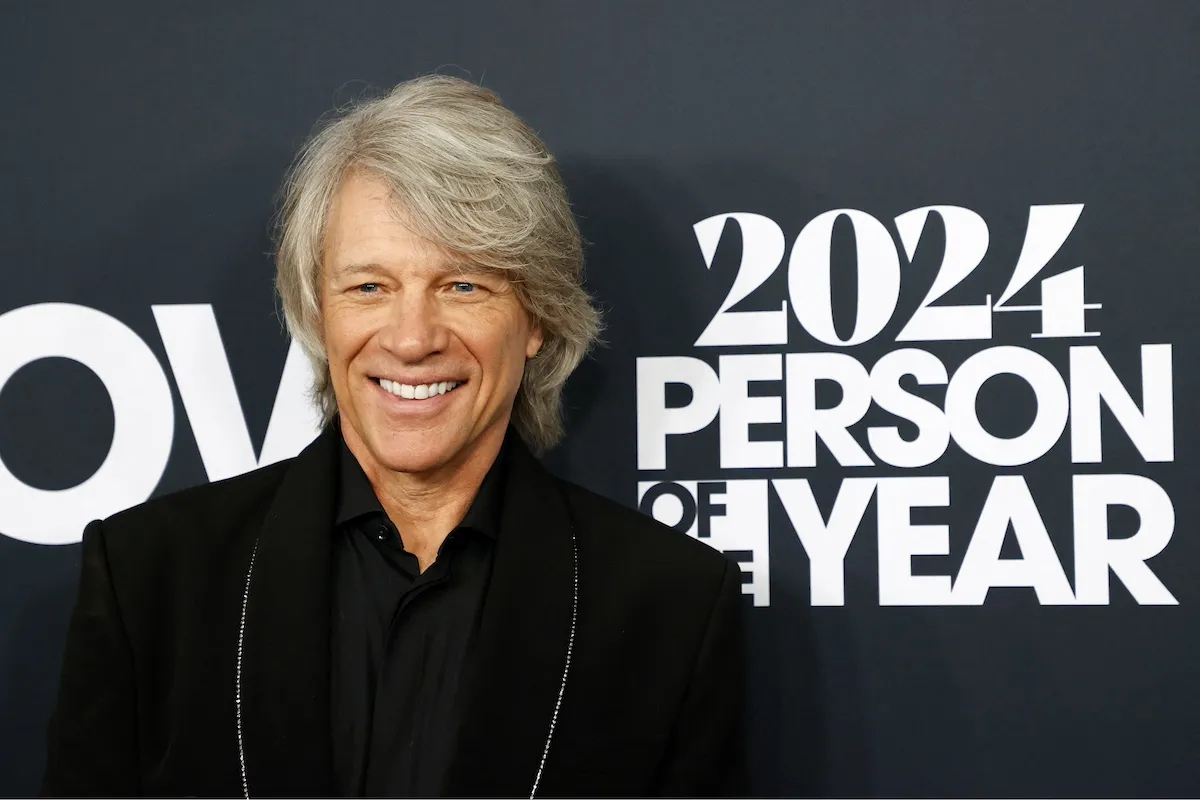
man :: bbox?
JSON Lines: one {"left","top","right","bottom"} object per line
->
{"left": 42, "top": 75, "right": 745, "bottom": 797}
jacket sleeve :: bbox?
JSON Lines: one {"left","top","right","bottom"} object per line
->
{"left": 41, "top": 519, "right": 141, "bottom": 797}
{"left": 652, "top": 558, "right": 748, "bottom": 797}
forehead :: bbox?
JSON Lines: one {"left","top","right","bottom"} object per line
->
{"left": 322, "top": 172, "right": 450, "bottom": 273}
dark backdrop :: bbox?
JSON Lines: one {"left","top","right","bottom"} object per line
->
{"left": 2, "top": 1, "right": 1198, "bottom": 796}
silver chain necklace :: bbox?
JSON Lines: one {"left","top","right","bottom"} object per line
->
{"left": 235, "top": 538, "right": 259, "bottom": 800}
{"left": 529, "top": 524, "right": 577, "bottom": 798}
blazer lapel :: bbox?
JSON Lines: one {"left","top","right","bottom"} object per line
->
{"left": 240, "top": 424, "right": 338, "bottom": 797}
{"left": 441, "top": 435, "right": 578, "bottom": 798}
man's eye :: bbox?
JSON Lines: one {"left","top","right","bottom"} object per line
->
{"left": 357, "top": 283, "right": 380, "bottom": 294}
{"left": 452, "top": 282, "right": 476, "bottom": 293}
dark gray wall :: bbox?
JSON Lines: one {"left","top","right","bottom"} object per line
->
{"left": 2, "top": 1, "right": 1197, "bottom": 795}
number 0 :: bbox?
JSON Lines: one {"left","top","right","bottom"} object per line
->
{"left": 789, "top": 209, "right": 900, "bottom": 346}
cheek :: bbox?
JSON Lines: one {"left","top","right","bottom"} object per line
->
{"left": 501, "top": 323, "right": 536, "bottom": 388}
{"left": 322, "top": 304, "right": 376, "bottom": 365}
{"left": 461, "top": 312, "right": 530, "bottom": 386}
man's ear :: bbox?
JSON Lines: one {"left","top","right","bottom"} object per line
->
{"left": 526, "top": 323, "right": 545, "bottom": 359}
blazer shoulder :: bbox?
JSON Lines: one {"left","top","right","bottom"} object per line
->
{"left": 558, "top": 478, "right": 732, "bottom": 584}
{"left": 96, "top": 457, "right": 294, "bottom": 555}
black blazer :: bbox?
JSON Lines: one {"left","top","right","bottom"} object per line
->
{"left": 42, "top": 425, "right": 746, "bottom": 797}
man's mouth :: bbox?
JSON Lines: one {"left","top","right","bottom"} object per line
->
{"left": 374, "top": 377, "right": 464, "bottom": 400}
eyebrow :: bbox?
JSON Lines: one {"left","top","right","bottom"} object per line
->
{"left": 333, "top": 260, "right": 509, "bottom": 280}
{"left": 333, "top": 262, "right": 387, "bottom": 279}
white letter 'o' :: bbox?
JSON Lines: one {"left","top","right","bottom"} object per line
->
{"left": 0, "top": 303, "right": 174, "bottom": 545}
{"left": 945, "top": 346, "right": 1068, "bottom": 467}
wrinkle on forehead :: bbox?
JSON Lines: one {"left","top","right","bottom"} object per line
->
{"left": 323, "top": 171, "right": 511, "bottom": 283}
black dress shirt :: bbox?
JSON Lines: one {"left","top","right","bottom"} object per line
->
{"left": 330, "top": 436, "right": 506, "bottom": 797}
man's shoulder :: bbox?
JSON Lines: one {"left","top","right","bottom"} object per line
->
{"left": 551, "top": 476, "right": 741, "bottom": 647}
{"left": 557, "top": 477, "right": 732, "bottom": 583}
{"left": 97, "top": 457, "right": 294, "bottom": 552}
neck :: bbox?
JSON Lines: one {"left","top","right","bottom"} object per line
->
{"left": 340, "top": 419, "right": 507, "bottom": 571}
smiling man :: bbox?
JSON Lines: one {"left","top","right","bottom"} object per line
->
{"left": 42, "top": 76, "right": 746, "bottom": 798}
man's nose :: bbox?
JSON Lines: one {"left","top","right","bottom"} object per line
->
{"left": 379, "top": 291, "right": 449, "bottom": 361}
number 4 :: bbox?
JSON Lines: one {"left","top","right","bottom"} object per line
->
{"left": 993, "top": 204, "right": 1100, "bottom": 338}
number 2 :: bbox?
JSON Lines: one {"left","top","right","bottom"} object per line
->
{"left": 693, "top": 213, "right": 788, "bottom": 347}
{"left": 894, "top": 205, "right": 992, "bottom": 341}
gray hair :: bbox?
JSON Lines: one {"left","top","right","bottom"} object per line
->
{"left": 274, "top": 75, "right": 601, "bottom": 454}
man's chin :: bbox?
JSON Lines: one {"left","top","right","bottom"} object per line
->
{"left": 364, "top": 429, "right": 470, "bottom": 476}
{"left": 366, "top": 445, "right": 437, "bottom": 475}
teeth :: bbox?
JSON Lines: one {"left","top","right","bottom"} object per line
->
{"left": 380, "top": 379, "right": 461, "bottom": 400}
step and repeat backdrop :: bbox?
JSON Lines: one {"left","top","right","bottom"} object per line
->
{"left": 1, "top": 1, "right": 1197, "bottom": 796}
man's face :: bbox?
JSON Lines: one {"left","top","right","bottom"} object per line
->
{"left": 321, "top": 171, "right": 543, "bottom": 476}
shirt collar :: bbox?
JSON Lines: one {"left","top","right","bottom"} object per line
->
{"left": 334, "top": 427, "right": 508, "bottom": 540}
